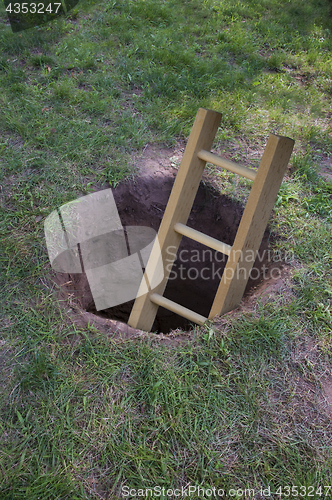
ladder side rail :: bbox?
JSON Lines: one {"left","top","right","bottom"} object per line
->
{"left": 128, "top": 108, "right": 222, "bottom": 332}
{"left": 209, "top": 134, "right": 295, "bottom": 319}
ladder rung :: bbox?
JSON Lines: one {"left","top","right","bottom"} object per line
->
{"left": 150, "top": 293, "right": 207, "bottom": 325}
{"left": 197, "top": 149, "right": 257, "bottom": 181}
{"left": 174, "top": 222, "right": 232, "bottom": 256}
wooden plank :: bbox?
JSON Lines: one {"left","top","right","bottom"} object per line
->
{"left": 208, "top": 134, "right": 295, "bottom": 319}
{"left": 128, "top": 108, "right": 222, "bottom": 331}
{"left": 197, "top": 150, "right": 257, "bottom": 181}
{"left": 150, "top": 293, "right": 207, "bottom": 325}
{"left": 174, "top": 222, "right": 232, "bottom": 255}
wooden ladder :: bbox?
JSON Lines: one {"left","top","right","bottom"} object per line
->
{"left": 128, "top": 108, "right": 294, "bottom": 332}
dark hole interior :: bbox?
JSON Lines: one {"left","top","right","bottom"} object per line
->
{"left": 55, "top": 173, "right": 276, "bottom": 334}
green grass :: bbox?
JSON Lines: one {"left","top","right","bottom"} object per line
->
{"left": 0, "top": 0, "right": 332, "bottom": 497}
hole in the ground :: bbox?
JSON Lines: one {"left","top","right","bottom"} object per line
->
{"left": 54, "top": 172, "right": 280, "bottom": 334}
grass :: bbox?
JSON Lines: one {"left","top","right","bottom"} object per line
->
{"left": 0, "top": 0, "right": 332, "bottom": 497}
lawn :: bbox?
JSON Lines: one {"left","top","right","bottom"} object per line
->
{"left": 0, "top": 0, "right": 332, "bottom": 498}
